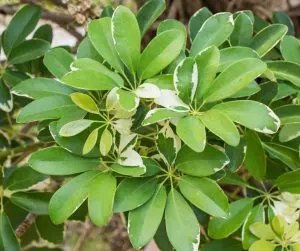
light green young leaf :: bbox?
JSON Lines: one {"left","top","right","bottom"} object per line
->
{"left": 189, "top": 7, "right": 212, "bottom": 41}
{"left": 100, "top": 128, "right": 113, "bottom": 156}
{"left": 200, "top": 109, "right": 240, "bottom": 146}
{"left": 59, "top": 119, "right": 94, "bottom": 137}
{"left": 70, "top": 92, "right": 99, "bottom": 114}
{"left": 176, "top": 116, "right": 206, "bottom": 152}
{"left": 116, "top": 89, "right": 139, "bottom": 111}
{"left": 179, "top": 176, "right": 229, "bottom": 218}
{"left": 165, "top": 189, "right": 200, "bottom": 251}
{"left": 213, "top": 100, "right": 280, "bottom": 134}
{"left": 250, "top": 24, "right": 288, "bottom": 57}
{"left": 112, "top": 6, "right": 140, "bottom": 74}
{"left": 0, "top": 212, "right": 20, "bottom": 251}
{"left": 143, "top": 108, "right": 185, "bottom": 126}
{"left": 249, "top": 223, "right": 276, "bottom": 240}
{"left": 138, "top": 29, "right": 185, "bottom": 79}
{"left": 83, "top": 128, "right": 99, "bottom": 155}
{"left": 249, "top": 240, "right": 275, "bottom": 251}
{"left": 230, "top": 13, "right": 253, "bottom": 46}
{"left": 43, "top": 47, "right": 73, "bottom": 78}
{"left": 280, "top": 36, "right": 300, "bottom": 65}
{"left": 88, "top": 173, "right": 116, "bottom": 226}
{"left": 190, "top": 12, "right": 234, "bottom": 56}
{"left": 204, "top": 58, "right": 266, "bottom": 103}
{"left": 128, "top": 186, "right": 167, "bottom": 249}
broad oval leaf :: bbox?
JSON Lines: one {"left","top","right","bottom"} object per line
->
{"left": 249, "top": 240, "right": 275, "bottom": 251}
{"left": 111, "top": 163, "right": 146, "bottom": 177}
{"left": 280, "top": 35, "right": 300, "bottom": 64}
{"left": 143, "top": 108, "right": 185, "bottom": 126}
{"left": 274, "top": 104, "right": 300, "bottom": 125}
{"left": 179, "top": 175, "right": 229, "bottom": 218}
{"left": 59, "top": 119, "right": 95, "bottom": 137}
{"left": 230, "top": 13, "right": 253, "bottom": 46}
{"left": 279, "top": 123, "right": 300, "bottom": 142}
{"left": 276, "top": 169, "right": 300, "bottom": 193}
{"left": 225, "top": 139, "right": 247, "bottom": 172}
{"left": 77, "top": 37, "right": 103, "bottom": 62}
{"left": 33, "top": 24, "right": 53, "bottom": 42}
{"left": 116, "top": 89, "right": 139, "bottom": 111}
{"left": 189, "top": 7, "right": 212, "bottom": 41}
{"left": 70, "top": 92, "right": 99, "bottom": 114}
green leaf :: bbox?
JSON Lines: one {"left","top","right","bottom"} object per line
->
{"left": 33, "top": 24, "right": 53, "bottom": 43}
{"left": 249, "top": 240, "right": 275, "bottom": 251}
{"left": 218, "top": 47, "right": 259, "bottom": 72}
{"left": 174, "top": 57, "right": 197, "bottom": 103}
{"left": 144, "top": 74, "right": 174, "bottom": 90}
{"left": 279, "top": 123, "right": 300, "bottom": 142}
{"left": 112, "top": 6, "right": 140, "bottom": 74}
{"left": 10, "top": 192, "right": 51, "bottom": 215}
{"left": 111, "top": 163, "right": 146, "bottom": 177}
{"left": 143, "top": 108, "right": 186, "bottom": 126}
{"left": 176, "top": 116, "right": 206, "bottom": 152}
{"left": 201, "top": 239, "right": 243, "bottom": 251}
{"left": 273, "top": 11, "right": 295, "bottom": 36}
{"left": 208, "top": 198, "right": 253, "bottom": 239}
{"left": 88, "top": 18, "right": 123, "bottom": 73}
{"left": 244, "top": 130, "right": 266, "bottom": 180}
{"left": 70, "top": 92, "right": 99, "bottom": 114}
{"left": 213, "top": 100, "right": 280, "bottom": 134}
{"left": 189, "top": 7, "right": 212, "bottom": 41}
{"left": 77, "top": 37, "right": 103, "bottom": 62}
{"left": 249, "top": 223, "right": 275, "bottom": 240}
{"left": 43, "top": 48, "right": 73, "bottom": 78}
{"left": 276, "top": 169, "right": 300, "bottom": 193}
{"left": 128, "top": 186, "right": 167, "bottom": 249}
{"left": 190, "top": 12, "right": 234, "bottom": 56}
{"left": 267, "top": 61, "right": 300, "bottom": 87}
{"left": 280, "top": 36, "right": 300, "bottom": 64}
{"left": 179, "top": 176, "right": 229, "bottom": 218}
{"left": 0, "top": 79, "right": 12, "bottom": 112}
{"left": 83, "top": 128, "right": 99, "bottom": 155}
{"left": 250, "top": 24, "right": 288, "bottom": 57}
{"left": 4, "top": 166, "right": 46, "bottom": 191}
{"left": 49, "top": 171, "right": 99, "bottom": 224}
{"left": 29, "top": 147, "right": 100, "bottom": 175}
{"left": 204, "top": 58, "right": 266, "bottom": 103}
{"left": 225, "top": 138, "right": 246, "bottom": 172}
{"left": 156, "top": 128, "right": 178, "bottom": 165}
{"left": 165, "top": 189, "right": 200, "bottom": 251}
{"left": 88, "top": 172, "right": 116, "bottom": 226}
{"left": 100, "top": 128, "right": 113, "bottom": 156}
{"left": 137, "top": 0, "right": 165, "bottom": 37}
{"left": 0, "top": 212, "right": 20, "bottom": 251}
{"left": 175, "top": 144, "right": 229, "bottom": 177}
{"left": 274, "top": 104, "right": 300, "bottom": 125}
{"left": 251, "top": 81, "right": 277, "bottom": 105}
{"left": 230, "top": 13, "right": 253, "bottom": 46}
{"left": 3, "top": 4, "right": 41, "bottom": 55}
{"left": 200, "top": 109, "right": 240, "bottom": 146}
{"left": 35, "top": 216, "right": 63, "bottom": 244}
{"left": 59, "top": 119, "right": 94, "bottom": 137}
{"left": 12, "top": 77, "right": 73, "bottom": 99}
{"left": 138, "top": 29, "right": 185, "bottom": 79}
{"left": 113, "top": 177, "right": 157, "bottom": 212}
{"left": 195, "top": 46, "right": 219, "bottom": 100}
{"left": 116, "top": 89, "right": 139, "bottom": 111}
{"left": 263, "top": 142, "right": 300, "bottom": 170}
{"left": 142, "top": 157, "right": 162, "bottom": 177}
{"left": 17, "top": 96, "right": 83, "bottom": 123}
{"left": 8, "top": 39, "right": 50, "bottom": 64}
{"left": 232, "top": 81, "right": 260, "bottom": 99}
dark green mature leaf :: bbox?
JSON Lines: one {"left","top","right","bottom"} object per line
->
{"left": 280, "top": 36, "right": 300, "bottom": 65}
{"left": 189, "top": 7, "right": 212, "bottom": 41}
{"left": 33, "top": 24, "right": 53, "bottom": 43}
{"left": 8, "top": 39, "right": 50, "bottom": 65}
{"left": 137, "top": 0, "right": 165, "bottom": 37}
{"left": 244, "top": 130, "right": 266, "bottom": 180}
{"left": 251, "top": 81, "right": 277, "bottom": 106}
{"left": 43, "top": 48, "right": 73, "bottom": 78}
{"left": 0, "top": 79, "right": 12, "bottom": 112}
{"left": 128, "top": 186, "right": 167, "bottom": 249}
{"left": 77, "top": 37, "right": 103, "bottom": 62}
{"left": 176, "top": 145, "right": 229, "bottom": 177}
{"left": 4, "top": 166, "right": 46, "bottom": 190}
{"left": 10, "top": 192, "right": 51, "bottom": 215}
{"left": 138, "top": 29, "right": 185, "bottom": 79}
{"left": 190, "top": 12, "right": 234, "bottom": 56}
{"left": 114, "top": 177, "right": 158, "bottom": 212}
{"left": 262, "top": 142, "right": 300, "bottom": 170}
{"left": 154, "top": 219, "right": 173, "bottom": 251}
{"left": 3, "top": 4, "right": 41, "bottom": 55}
{"left": 142, "top": 158, "right": 162, "bottom": 177}
{"left": 0, "top": 212, "right": 20, "bottom": 251}
{"left": 112, "top": 6, "right": 140, "bottom": 74}
{"left": 208, "top": 198, "right": 254, "bottom": 239}
{"left": 272, "top": 11, "right": 295, "bottom": 36}
{"left": 29, "top": 147, "right": 100, "bottom": 175}
{"left": 157, "top": 19, "right": 187, "bottom": 44}
{"left": 179, "top": 176, "right": 228, "bottom": 218}
{"left": 225, "top": 138, "right": 246, "bottom": 172}
{"left": 201, "top": 239, "right": 243, "bottom": 251}
{"left": 88, "top": 172, "right": 116, "bottom": 226}
{"left": 204, "top": 58, "right": 266, "bottom": 103}
{"left": 230, "top": 13, "right": 253, "bottom": 46}
{"left": 12, "top": 77, "right": 73, "bottom": 99}
{"left": 231, "top": 81, "right": 260, "bottom": 98}
{"left": 274, "top": 104, "right": 300, "bottom": 125}
{"left": 276, "top": 169, "right": 300, "bottom": 193}
{"left": 156, "top": 129, "right": 178, "bottom": 165}
{"left": 88, "top": 17, "right": 123, "bottom": 73}
{"left": 17, "top": 96, "right": 83, "bottom": 123}
{"left": 250, "top": 24, "right": 287, "bottom": 57}
{"left": 49, "top": 171, "right": 99, "bottom": 224}
{"left": 279, "top": 123, "right": 300, "bottom": 142}
{"left": 165, "top": 189, "right": 200, "bottom": 251}
{"left": 35, "top": 216, "right": 64, "bottom": 244}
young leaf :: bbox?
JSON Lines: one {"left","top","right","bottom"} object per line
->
{"left": 0, "top": 212, "right": 20, "bottom": 251}
{"left": 112, "top": 6, "right": 140, "bottom": 74}
{"left": 175, "top": 145, "right": 229, "bottom": 177}
{"left": 165, "top": 189, "right": 200, "bottom": 251}
{"left": 230, "top": 13, "right": 253, "bottom": 46}
{"left": 280, "top": 36, "right": 300, "bottom": 65}
{"left": 137, "top": 0, "right": 166, "bottom": 36}
{"left": 204, "top": 58, "right": 266, "bottom": 103}
{"left": 128, "top": 186, "right": 167, "bottom": 249}
{"left": 244, "top": 130, "right": 266, "bottom": 180}
{"left": 190, "top": 12, "right": 234, "bottom": 56}
{"left": 250, "top": 24, "right": 288, "bottom": 57}
{"left": 116, "top": 89, "right": 139, "bottom": 111}
{"left": 179, "top": 176, "right": 229, "bottom": 218}
{"left": 176, "top": 116, "right": 206, "bottom": 152}
{"left": 59, "top": 120, "right": 94, "bottom": 137}
{"left": 189, "top": 7, "right": 212, "bottom": 41}
{"left": 213, "top": 100, "right": 280, "bottom": 134}
{"left": 70, "top": 92, "right": 99, "bottom": 114}
{"left": 200, "top": 109, "right": 240, "bottom": 146}
{"left": 114, "top": 177, "right": 158, "bottom": 212}
{"left": 88, "top": 173, "right": 116, "bottom": 226}
{"left": 49, "top": 171, "right": 99, "bottom": 224}
{"left": 0, "top": 79, "right": 12, "bottom": 112}
{"left": 100, "top": 128, "right": 113, "bottom": 156}
{"left": 29, "top": 147, "right": 100, "bottom": 175}
{"left": 138, "top": 29, "right": 185, "bottom": 79}
{"left": 208, "top": 198, "right": 253, "bottom": 239}
{"left": 83, "top": 128, "right": 99, "bottom": 155}
{"left": 143, "top": 108, "right": 186, "bottom": 126}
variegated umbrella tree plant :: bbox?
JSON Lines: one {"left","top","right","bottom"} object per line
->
{"left": 2, "top": 1, "right": 300, "bottom": 251}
